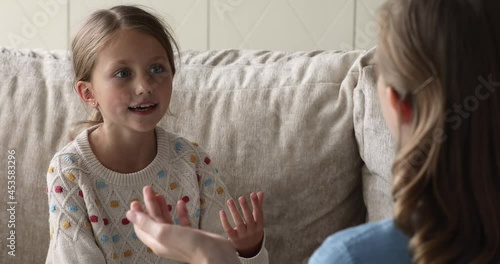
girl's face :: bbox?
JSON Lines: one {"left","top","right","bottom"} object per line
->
{"left": 88, "top": 29, "right": 172, "bottom": 134}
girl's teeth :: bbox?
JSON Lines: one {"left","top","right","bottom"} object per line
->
{"left": 129, "top": 104, "right": 156, "bottom": 111}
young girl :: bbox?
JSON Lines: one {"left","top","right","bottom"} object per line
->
{"left": 126, "top": 0, "right": 500, "bottom": 263}
{"left": 45, "top": 5, "right": 268, "bottom": 263}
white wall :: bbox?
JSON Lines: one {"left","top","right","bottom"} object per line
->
{"left": 0, "top": 0, "right": 385, "bottom": 51}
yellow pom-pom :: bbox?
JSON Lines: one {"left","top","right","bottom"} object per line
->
{"left": 66, "top": 172, "right": 76, "bottom": 182}
{"left": 61, "top": 221, "right": 71, "bottom": 229}
{"left": 110, "top": 200, "right": 120, "bottom": 208}
{"left": 124, "top": 250, "right": 133, "bottom": 257}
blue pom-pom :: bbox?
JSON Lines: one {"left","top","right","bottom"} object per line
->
{"left": 67, "top": 205, "right": 78, "bottom": 212}
{"left": 157, "top": 170, "right": 166, "bottom": 179}
{"left": 175, "top": 141, "right": 182, "bottom": 152}
{"left": 100, "top": 235, "right": 109, "bottom": 243}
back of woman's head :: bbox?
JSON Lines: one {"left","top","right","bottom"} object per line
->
{"left": 377, "top": 0, "right": 499, "bottom": 262}
{"left": 69, "top": 5, "right": 178, "bottom": 138}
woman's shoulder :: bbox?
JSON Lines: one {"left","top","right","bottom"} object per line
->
{"left": 309, "top": 219, "right": 412, "bottom": 264}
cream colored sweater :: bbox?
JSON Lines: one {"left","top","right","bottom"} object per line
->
{"left": 45, "top": 126, "right": 268, "bottom": 264}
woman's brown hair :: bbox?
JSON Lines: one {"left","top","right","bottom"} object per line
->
{"left": 377, "top": 0, "right": 499, "bottom": 262}
{"left": 69, "top": 5, "right": 179, "bottom": 139}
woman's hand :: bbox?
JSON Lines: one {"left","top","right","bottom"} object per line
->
{"left": 126, "top": 186, "right": 240, "bottom": 264}
{"left": 220, "top": 192, "right": 265, "bottom": 258}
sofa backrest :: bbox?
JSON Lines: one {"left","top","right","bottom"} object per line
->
{"left": 0, "top": 47, "right": 394, "bottom": 264}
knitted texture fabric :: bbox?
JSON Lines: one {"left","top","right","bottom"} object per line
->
{"left": 45, "top": 125, "right": 268, "bottom": 264}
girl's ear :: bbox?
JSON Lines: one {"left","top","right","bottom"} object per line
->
{"left": 76, "top": 81, "right": 98, "bottom": 108}
{"left": 387, "top": 87, "right": 413, "bottom": 123}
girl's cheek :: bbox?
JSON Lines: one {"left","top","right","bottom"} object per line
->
{"left": 108, "top": 91, "right": 131, "bottom": 108}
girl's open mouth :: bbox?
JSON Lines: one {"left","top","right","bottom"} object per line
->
{"left": 128, "top": 104, "right": 158, "bottom": 113}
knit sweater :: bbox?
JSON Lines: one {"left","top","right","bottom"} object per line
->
{"left": 45, "top": 125, "right": 268, "bottom": 264}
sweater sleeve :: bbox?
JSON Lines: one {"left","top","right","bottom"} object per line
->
{"left": 45, "top": 155, "right": 106, "bottom": 264}
{"left": 191, "top": 143, "right": 269, "bottom": 264}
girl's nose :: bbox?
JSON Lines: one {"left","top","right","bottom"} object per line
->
{"left": 138, "top": 85, "right": 152, "bottom": 94}
{"left": 136, "top": 75, "right": 154, "bottom": 94}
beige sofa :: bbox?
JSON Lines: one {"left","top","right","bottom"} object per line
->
{"left": 0, "top": 47, "right": 394, "bottom": 264}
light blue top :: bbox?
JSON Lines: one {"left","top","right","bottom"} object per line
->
{"left": 309, "top": 219, "right": 412, "bottom": 264}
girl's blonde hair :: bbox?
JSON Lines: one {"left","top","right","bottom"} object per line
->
{"left": 69, "top": 5, "right": 179, "bottom": 139}
{"left": 378, "top": 0, "right": 500, "bottom": 262}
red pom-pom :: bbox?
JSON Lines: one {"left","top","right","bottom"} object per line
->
{"left": 54, "top": 186, "right": 63, "bottom": 193}
{"left": 182, "top": 196, "right": 190, "bottom": 203}
{"left": 204, "top": 157, "right": 211, "bottom": 165}
{"left": 89, "top": 215, "right": 98, "bottom": 223}
{"left": 122, "top": 218, "right": 130, "bottom": 225}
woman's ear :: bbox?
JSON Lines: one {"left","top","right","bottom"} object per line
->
{"left": 387, "top": 87, "right": 412, "bottom": 123}
{"left": 76, "top": 81, "right": 98, "bottom": 108}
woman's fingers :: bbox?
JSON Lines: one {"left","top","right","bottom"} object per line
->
{"left": 130, "top": 200, "right": 144, "bottom": 213}
{"left": 127, "top": 209, "right": 160, "bottom": 239}
{"left": 176, "top": 200, "right": 192, "bottom": 227}
{"left": 129, "top": 208, "right": 239, "bottom": 264}
{"left": 140, "top": 186, "right": 193, "bottom": 226}
{"left": 127, "top": 209, "right": 191, "bottom": 262}
{"left": 143, "top": 186, "right": 166, "bottom": 223}
{"left": 155, "top": 193, "right": 174, "bottom": 224}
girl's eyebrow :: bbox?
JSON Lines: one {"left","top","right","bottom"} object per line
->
{"left": 148, "top": 55, "right": 169, "bottom": 62}
{"left": 108, "top": 56, "right": 168, "bottom": 68}
{"left": 107, "top": 60, "right": 129, "bottom": 68}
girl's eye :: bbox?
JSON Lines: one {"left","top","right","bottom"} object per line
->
{"left": 115, "top": 69, "right": 131, "bottom": 78}
{"left": 150, "top": 65, "right": 165, "bottom": 74}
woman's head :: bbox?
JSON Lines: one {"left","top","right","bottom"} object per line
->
{"left": 377, "top": 0, "right": 499, "bottom": 262}
{"left": 70, "top": 5, "right": 179, "bottom": 135}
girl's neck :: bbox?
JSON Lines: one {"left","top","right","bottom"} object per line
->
{"left": 88, "top": 125, "right": 157, "bottom": 173}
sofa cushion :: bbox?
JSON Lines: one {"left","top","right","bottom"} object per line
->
{"left": 0, "top": 47, "right": 393, "bottom": 263}
{"left": 353, "top": 51, "right": 395, "bottom": 221}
